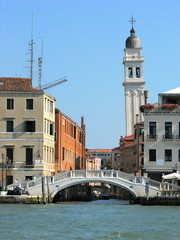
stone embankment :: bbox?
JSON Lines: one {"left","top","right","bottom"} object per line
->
{"left": 0, "top": 195, "right": 46, "bottom": 204}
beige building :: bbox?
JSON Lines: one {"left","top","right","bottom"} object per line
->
{"left": 0, "top": 77, "right": 56, "bottom": 185}
{"left": 143, "top": 88, "right": 180, "bottom": 181}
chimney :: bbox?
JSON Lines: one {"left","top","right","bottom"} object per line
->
{"left": 144, "top": 90, "right": 150, "bottom": 104}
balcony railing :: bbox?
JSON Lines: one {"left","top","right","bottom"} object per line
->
{"left": 147, "top": 134, "right": 158, "bottom": 140}
{"left": 163, "top": 135, "right": 174, "bottom": 140}
{"left": 176, "top": 135, "right": 180, "bottom": 140}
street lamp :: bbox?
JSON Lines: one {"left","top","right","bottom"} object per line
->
{"left": 1, "top": 153, "right": 5, "bottom": 191}
{"left": 5, "top": 157, "right": 12, "bottom": 191}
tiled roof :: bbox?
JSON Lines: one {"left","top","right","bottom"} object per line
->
{"left": 0, "top": 77, "right": 43, "bottom": 92}
{"left": 121, "top": 134, "right": 134, "bottom": 141}
{"left": 87, "top": 149, "right": 112, "bottom": 153}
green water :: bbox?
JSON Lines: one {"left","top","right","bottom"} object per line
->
{"left": 0, "top": 199, "right": 180, "bottom": 240}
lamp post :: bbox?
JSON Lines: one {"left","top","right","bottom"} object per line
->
{"left": 5, "top": 157, "right": 12, "bottom": 191}
{"left": 1, "top": 153, "right": 5, "bottom": 191}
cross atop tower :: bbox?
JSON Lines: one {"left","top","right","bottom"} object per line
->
{"left": 129, "top": 16, "right": 136, "bottom": 27}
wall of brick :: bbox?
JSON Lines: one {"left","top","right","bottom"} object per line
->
{"left": 55, "top": 109, "right": 85, "bottom": 173}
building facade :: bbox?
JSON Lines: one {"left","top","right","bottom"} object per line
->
{"left": 123, "top": 25, "right": 145, "bottom": 136}
{"left": 86, "top": 149, "right": 112, "bottom": 169}
{"left": 55, "top": 109, "right": 86, "bottom": 173}
{"left": 119, "top": 135, "right": 135, "bottom": 173}
{"left": 85, "top": 153, "right": 101, "bottom": 170}
{"left": 143, "top": 88, "right": 180, "bottom": 181}
{"left": 0, "top": 77, "right": 56, "bottom": 185}
{"left": 111, "top": 147, "right": 120, "bottom": 170}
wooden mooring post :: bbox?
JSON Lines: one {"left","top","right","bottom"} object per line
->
{"left": 42, "top": 176, "right": 46, "bottom": 204}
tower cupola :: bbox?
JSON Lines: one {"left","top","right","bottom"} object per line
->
{"left": 126, "top": 27, "right": 141, "bottom": 48}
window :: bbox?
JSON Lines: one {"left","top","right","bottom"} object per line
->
{"left": 50, "top": 123, "right": 54, "bottom": 135}
{"left": 26, "top": 99, "right": 33, "bottom": 110}
{"left": 50, "top": 101, "right": 53, "bottom": 113}
{"left": 165, "top": 122, "right": 172, "bottom": 139}
{"left": 149, "top": 149, "right": 156, "bottom": 161}
{"left": 6, "top": 120, "right": 13, "bottom": 132}
{"left": 128, "top": 67, "right": 133, "bottom": 78}
{"left": 45, "top": 98, "right": 47, "bottom": 111}
{"left": 165, "top": 149, "right": 172, "bottom": 162}
{"left": 62, "top": 147, "right": 65, "bottom": 160}
{"left": 26, "top": 148, "right": 33, "bottom": 166}
{"left": 6, "top": 176, "right": 13, "bottom": 185}
{"left": 178, "top": 122, "right": 180, "bottom": 139}
{"left": 136, "top": 67, "right": 140, "bottom": 78}
{"left": 149, "top": 122, "right": 156, "bottom": 139}
{"left": 62, "top": 117, "right": 65, "bottom": 125}
{"left": 74, "top": 126, "right": 76, "bottom": 139}
{"left": 6, "top": 148, "right": 13, "bottom": 163}
{"left": 140, "top": 128, "right": 144, "bottom": 135}
{"left": 55, "top": 131, "right": 57, "bottom": 142}
{"left": 25, "top": 121, "right": 35, "bottom": 132}
{"left": 7, "top": 99, "right": 14, "bottom": 110}
{"left": 141, "top": 144, "right": 144, "bottom": 152}
{"left": 178, "top": 150, "right": 180, "bottom": 161}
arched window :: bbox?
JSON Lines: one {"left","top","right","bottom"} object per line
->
{"left": 128, "top": 67, "right": 133, "bottom": 78}
{"left": 136, "top": 67, "right": 140, "bottom": 78}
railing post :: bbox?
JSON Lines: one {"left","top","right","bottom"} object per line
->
{"left": 101, "top": 170, "right": 103, "bottom": 178}
{"left": 70, "top": 170, "right": 72, "bottom": 178}
{"left": 116, "top": 170, "right": 118, "bottom": 178}
{"left": 85, "top": 170, "right": 87, "bottom": 177}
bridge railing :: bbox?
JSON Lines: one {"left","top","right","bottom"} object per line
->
{"left": 53, "top": 171, "right": 71, "bottom": 182}
{"left": 146, "top": 178, "right": 161, "bottom": 190}
{"left": 117, "top": 171, "right": 135, "bottom": 182}
{"left": 160, "top": 182, "right": 180, "bottom": 192}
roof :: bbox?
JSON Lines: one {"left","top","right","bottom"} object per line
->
{"left": 162, "top": 87, "right": 180, "bottom": 94}
{"left": 126, "top": 27, "right": 141, "bottom": 48}
{"left": 0, "top": 77, "right": 43, "bottom": 92}
{"left": 120, "top": 134, "right": 134, "bottom": 141}
{"left": 87, "top": 149, "right": 112, "bottom": 153}
{"left": 120, "top": 134, "right": 135, "bottom": 150}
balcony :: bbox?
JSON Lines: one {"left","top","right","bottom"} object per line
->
{"left": 147, "top": 135, "right": 158, "bottom": 140}
{"left": 176, "top": 135, "right": 180, "bottom": 140}
{"left": 163, "top": 135, "right": 174, "bottom": 140}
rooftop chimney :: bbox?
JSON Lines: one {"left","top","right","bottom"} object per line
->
{"left": 144, "top": 90, "right": 150, "bottom": 104}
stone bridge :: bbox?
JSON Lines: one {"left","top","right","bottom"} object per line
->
{"left": 8, "top": 170, "right": 166, "bottom": 200}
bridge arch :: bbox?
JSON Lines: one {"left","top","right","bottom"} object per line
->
{"left": 50, "top": 178, "right": 137, "bottom": 200}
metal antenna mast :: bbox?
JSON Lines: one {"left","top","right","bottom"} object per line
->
{"left": 38, "top": 37, "right": 43, "bottom": 89}
{"left": 30, "top": 13, "right": 34, "bottom": 81}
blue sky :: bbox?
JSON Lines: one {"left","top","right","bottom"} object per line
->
{"left": 1, "top": 0, "right": 180, "bottom": 149}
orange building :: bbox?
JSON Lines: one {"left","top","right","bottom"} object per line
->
{"left": 55, "top": 109, "right": 85, "bottom": 173}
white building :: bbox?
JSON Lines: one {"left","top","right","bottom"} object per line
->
{"left": 143, "top": 88, "right": 180, "bottom": 181}
{"left": 86, "top": 149, "right": 112, "bottom": 169}
{"left": 123, "top": 25, "right": 145, "bottom": 136}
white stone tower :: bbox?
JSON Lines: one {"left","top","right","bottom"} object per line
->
{"left": 123, "top": 20, "right": 145, "bottom": 136}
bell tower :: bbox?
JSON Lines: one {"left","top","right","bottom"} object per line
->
{"left": 123, "top": 18, "right": 145, "bottom": 136}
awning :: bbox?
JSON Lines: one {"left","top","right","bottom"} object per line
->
{"left": 162, "top": 172, "right": 180, "bottom": 180}
{"left": 144, "top": 169, "right": 172, "bottom": 173}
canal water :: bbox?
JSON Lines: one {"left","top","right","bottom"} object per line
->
{"left": 0, "top": 199, "right": 180, "bottom": 240}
